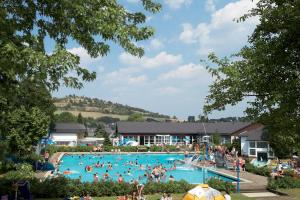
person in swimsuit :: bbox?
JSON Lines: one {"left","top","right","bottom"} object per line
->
{"left": 152, "top": 167, "right": 160, "bottom": 182}
{"left": 103, "top": 170, "right": 110, "bottom": 180}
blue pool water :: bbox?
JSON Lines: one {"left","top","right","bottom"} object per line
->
{"left": 58, "top": 154, "right": 236, "bottom": 184}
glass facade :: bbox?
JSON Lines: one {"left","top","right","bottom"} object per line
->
{"left": 248, "top": 141, "right": 274, "bottom": 158}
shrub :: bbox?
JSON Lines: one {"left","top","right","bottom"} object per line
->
{"left": 245, "top": 163, "right": 270, "bottom": 177}
{"left": 267, "top": 176, "right": 300, "bottom": 190}
{"left": 0, "top": 177, "right": 195, "bottom": 198}
{"left": 44, "top": 145, "right": 94, "bottom": 156}
{"left": 3, "top": 163, "right": 35, "bottom": 181}
{"left": 0, "top": 163, "right": 35, "bottom": 196}
{"left": 207, "top": 178, "right": 235, "bottom": 194}
{"left": 44, "top": 144, "right": 181, "bottom": 155}
{"left": 119, "top": 146, "right": 138, "bottom": 152}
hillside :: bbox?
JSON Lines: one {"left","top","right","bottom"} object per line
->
{"left": 53, "top": 95, "right": 170, "bottom": 120}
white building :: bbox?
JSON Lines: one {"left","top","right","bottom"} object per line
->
{"left": 116, "top": 121, "right": 251, "bottom": 146}
{"left": 50, "top": 123, "right": 86, "bottom": 146}
{"left": 235, "top": 124, "right": 274, "bottom": 160}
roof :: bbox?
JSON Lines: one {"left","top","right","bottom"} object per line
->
{"left": 116, "top": 121, "right": 251, "bottom": 135}
{"left": 52, "top": 123, "right": 86, "bottom": 134}
{"left": 240, "top": 126, "right": 266, "bottom": 141}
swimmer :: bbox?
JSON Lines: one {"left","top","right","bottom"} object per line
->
{"left": 127, "top": 168, "right": 131, "bottom": 175}
{"left": 93, "top": 173, "right": 99, "bottom": 183}
{"left": 103, "top": 170, "right": 110, "bottom": 180}
{"left": 118, "top": 174, "right": 124, "bottom": 183}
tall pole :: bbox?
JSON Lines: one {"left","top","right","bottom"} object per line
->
{"left": 236, "top": 158, "right": 240, "bottom": 193}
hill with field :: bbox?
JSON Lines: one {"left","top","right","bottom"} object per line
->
{"left": 53, "top": 95, "right": 170, "bottom": 121}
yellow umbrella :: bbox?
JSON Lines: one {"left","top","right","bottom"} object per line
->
{"left": 183, "top": 184, "right": 225, "bottom": 200}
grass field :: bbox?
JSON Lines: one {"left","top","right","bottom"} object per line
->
{"left": 55, "top": 110, "right": 167, "bottom": 121}
{"left": 279, "top": 188, "right": 300, "bottom": 198}
{"left": 55, "top": 110, "right": 130, "bottom": 120}
{"left": 35, "top": 190, "right": 300, "bottom": 200}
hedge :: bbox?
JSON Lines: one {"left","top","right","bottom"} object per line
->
{"left": 245, "top": 163, "right": 270, "bottom": 177}
{"left": 207, "top": 178, "right": 235, "bottom": 194}
{"left": 0, "top": 177, "right": 194, "bottom": 198}
{"left": 44, "top": 145, "right": 181, "bottom": 156}
{"left": 267, "top": 176, "right": 300, "bottom": 190}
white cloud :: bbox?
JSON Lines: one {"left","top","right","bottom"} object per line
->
{"left": 164, "top": 0, "right": 192, "bottom": 10}
{"left": 103, "top": 67, "right": 145, "bottom": 85}
{"left": 179, "top": 0, "right": 259, "bottom": 55}
{"left": 149, "top": 39, "right": 164, "bottom": 50}
{"left": 119, "top": 51, "right": 182, "bottom": 69}
{"left": 205, "top": 0, "right": 216, "bottom": 12}
{"left": 128, "top": 75, "right": 148, "bottom": 84}
{"left": 156, "top": 86, "right": 181, "bottom": 95}
{"left": 159, "top": 63, "right": 210, "bottom": 80}
{"left": 68, "top": 47, "right": 102, "bottom": 66}
{"left": 180, "top": 23, "right": 199, "bottom": 44}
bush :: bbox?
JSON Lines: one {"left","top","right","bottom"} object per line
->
{"left": 44, "top": 145, "right": 94, "bottom": 156}
{"left": 207, "top": 178, "right": 235, "bottom": 194}
{"left": 267, "top": 176, "right": 300, "bottom": 190}
{"left": 0, "top": 177, "right": 195, "bottom": 198}
{"left": 44, "top": 144, "right": 181, "bottom": 155}
{"left": 245, "top": 163, "right": 270, "bottom": 177}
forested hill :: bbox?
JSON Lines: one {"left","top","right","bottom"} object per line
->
{"left": 53, "top": 95, "right": 170, "bottom": 119}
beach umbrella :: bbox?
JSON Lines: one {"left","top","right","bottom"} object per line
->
{"left": 183, "top": 184, "right": 225, "bottom": 200}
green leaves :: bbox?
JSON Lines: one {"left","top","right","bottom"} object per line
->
{"left": 205, "top": 0, "right": 300, "bottom": 157}
{"left": 1, "top": 0, "right": 161, "bottom": 157}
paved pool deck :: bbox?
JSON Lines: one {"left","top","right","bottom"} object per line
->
{"left": 215, "top": 168, "right": 268, "bottom": 192}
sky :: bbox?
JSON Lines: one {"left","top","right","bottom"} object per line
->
{"left": 52, "top": 0, "right": 259, "bottom": 120}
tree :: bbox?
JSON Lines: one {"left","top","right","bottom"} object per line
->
{"left": 54, "top": 112, "right": 77, "bottom": 123}
{"left": 198, "top": 114, "right": 208, "bottom": 122}
{"left": 204, "top": 0, "right": 300, "bottom": 157}
{"left": 77, "top": 113, "right": 84, "bottom": 124}
{"left": 1, "top": 0, "right": 161, "bottom": 155}
{"left": 6, "top": 107, "right": 49, "bottom": 156}
{"left": 212, "top": 133, "right": 221, "bottom": 145}
{"left": 127, "top": 113, "right": 145, "bottom": 122}
{"left": 95, "top": 123, "right": 106, "bottom": 138}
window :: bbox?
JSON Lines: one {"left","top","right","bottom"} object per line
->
{"left": 156, "top": 136, "right": 162, "bottom": 144}
{"left": 222, "top": 137, "right": 230, "bottom": 144}
{"left": 164, "top": 136, "right": 170, "bottom": 144}
{"left": 249, "top": 141, "right": 256, "bottom": 148}
{"left": 269, "top": 150, "right": 274, "bottom": 157}
{"left": 249, "top": 149, "right": 256, "bottom": 156}
{"left": 123, "top": 136, "right": 138, "bottom": 142}
{"left": 150, "top": 136, "right": 154, "bottom": 144}
{"left": 257, "top": 142, "right": 268, "bottom": 148}
{"left": 145, "top": 136, "right": 149, "bottom": 145}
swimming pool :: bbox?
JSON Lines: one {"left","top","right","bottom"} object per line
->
{"left": 58, "top": 153, "right": 237, "bottom": 184}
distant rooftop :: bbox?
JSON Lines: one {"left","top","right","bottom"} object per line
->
{"left": 116, "top": 121, "right": 251, "bottom": 135}
{"left": 52, "top": 122, "right": 86, "bottom": 133}
{"left": 240, "top": 125, "right": 266, "bottom": 141}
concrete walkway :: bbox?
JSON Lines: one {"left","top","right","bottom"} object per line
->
{"left": 215, "top": 168, "right": 268, "bottom": 192}
{"left": 242, "top": 192, "right": 278, "bottom": 197}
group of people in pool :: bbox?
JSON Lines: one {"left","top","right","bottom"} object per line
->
{"left": 62, "top": 155, "right": 178, "bottom": 183}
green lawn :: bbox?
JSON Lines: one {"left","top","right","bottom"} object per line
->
{"left": 231, "top": 193, "right": 252, "bottom": 200}
{"left": 278, "top": 188, "right": 300, "bottom": 198}
{"left": 33, "top": 189, "right": 300, "bottom": 200}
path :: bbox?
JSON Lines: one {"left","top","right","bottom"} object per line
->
{"left": 215, "top": 168, "right": 268, "bottom": 192}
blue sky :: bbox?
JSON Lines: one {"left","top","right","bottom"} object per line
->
{"left": 52, "top": 0, "right": 259, "bottom": 120}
